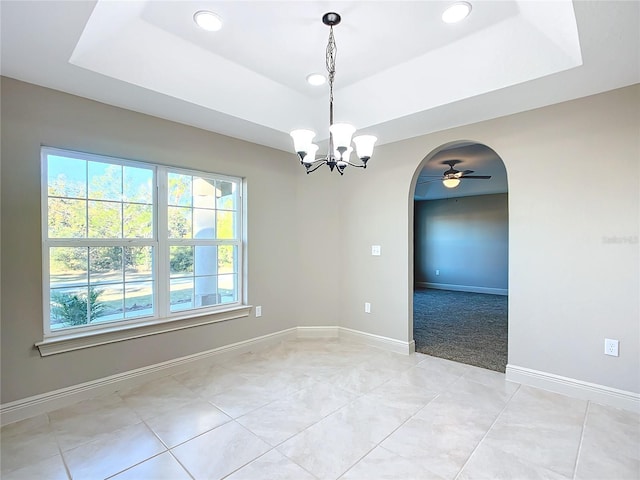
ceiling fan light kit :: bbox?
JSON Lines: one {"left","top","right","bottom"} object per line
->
{"left": 443, "top": 178, "right": 461, "bottom": 188}
{"left": 419, "top": 159, "right": 492, "bottom": 189}
{"left": 290, "top": 12, "right": 377, "bottom": 175}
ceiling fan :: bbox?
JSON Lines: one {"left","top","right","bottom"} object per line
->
{"left": 418, "top": 160, "right": 491, "bottom": 188}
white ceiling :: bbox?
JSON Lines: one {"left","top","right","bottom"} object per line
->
{"left": 1, "top": 1, "right": 638, "bottom": 163}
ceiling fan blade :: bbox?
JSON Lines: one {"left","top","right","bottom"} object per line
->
{"left": 460, "top": 170, "right": 474, "bottom": 175}
{"left": 461, "top": 175, "right": 492, "bottom": 179}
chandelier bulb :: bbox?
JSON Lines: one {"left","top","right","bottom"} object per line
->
{"left": 353, "top": 135, "right": 377, "bottom": 160}
{"left": 329, "top": 123, "right": 356, "bottom": 151}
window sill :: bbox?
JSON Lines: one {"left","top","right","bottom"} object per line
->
{"left": 35, "top": 305, "right": 253, "bottom": 357}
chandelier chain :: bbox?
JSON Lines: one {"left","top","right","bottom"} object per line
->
{"left": 326, "top": 26, "right": 336, "bottom": 108}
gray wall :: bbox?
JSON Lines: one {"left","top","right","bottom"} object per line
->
{"left": 414, "top": 193, "right": 508, "bottom": 292}
{"left": 336, "top": 85, "right": 639, "bottom": 394}
{"left": 0, "top": 77, "right": 341, "bottom": 403}
{"left": 2, "top": 78, "right": 638, "bottom": 405}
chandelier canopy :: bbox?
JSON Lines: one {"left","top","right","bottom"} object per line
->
{"left": 290, "top": 12, "right": 377, "bottom": 175}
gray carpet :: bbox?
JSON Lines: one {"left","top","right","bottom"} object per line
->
{"left": 413, "top": 288, "right": 508, "bottom": 372}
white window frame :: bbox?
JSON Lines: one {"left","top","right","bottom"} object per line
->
{"left": 38, "top": 147, "right": 249, "bottom": 355}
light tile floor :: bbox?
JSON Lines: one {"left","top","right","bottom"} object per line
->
{"left": 1, "top": 339, "right": 639, "bottom": 479}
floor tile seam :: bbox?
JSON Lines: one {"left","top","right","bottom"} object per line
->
{"left": 272, "top": 443, "right": 328, "bottom": 479}
{"left": 217, "top": 449, "right": 274, "bottom": 480}
{"left": 102, "top": 450, "right": 170, "bottom": 480}
{"left": 252, "top": 381, "right": 356, "bottom": 415}
{"left": 0, "top": 454, "right": 66, "bottom": 480}
{"left": 0, "top": 414, "right": 52, "bottom": 438}
{"left": 239, "top": 389, "right": 370, "bottom": 449}
{"left": 0, "top": 427, "right": 62, "bottom": 476}
{"left": 53, "top": 429, "right": 73, "bottom": 480}
{"left": 50, "top": 412, "right": 145, "bottom": 455}
{"left": 235, "top": 407, "right": 323, "bottom": 448}
{"left": 374, "top": 445, "right": 449, "bottom": 480}
{"left": 168, "top": 420, "right": 272, "bottom": 478}
{"left": 221, "top": 447, "right": 320, "bottom": 480}
{"left": 334, "top": 442, "right": 381, "bottom": 480}
{"left": 452, "top": 383, "right": 522, "bottom": 480}
{"left": 462, "top": 392, "right": 585, "bottom": 479}
{"left": 150, "top": 414, "right": 235, "bottom": 451}
{"left": 571, "top": 400, "right": 591, "bottom": 480}
{"left": 165, "top": 449, "right": 197, "bottom": 480}
{"left": 441, "top": 378, "right": 522, "bottom": 416}
{"left": 187, "top": 381, "right": 246, "bottom": 401}
{"left": 459, "top": 373, "right": 510, "bottom": 391}
{"left": 261, "top": 388, "right": 387, "bottom": 475}
{"left": 369, "top": 391, "right": 445, "bottom": 458}
{"left": 408, "top": 390, "right": 443, "bottom": 419}
{"left": 88, "top": 421, "right": 168, "bottom": 476}
{"left": 201, "top": 398, "right": 237, "bottom": 421}
{"left": 479, "top": 422, "right": 588, "bottom": 475}
{"left": 141, "top": 414, "right": 181, "bottom": 450}
{"left": 170, "top": 362, "right": 239, "bottom": 387}
{"left": 198, "top": 389, "right": 279, "bottom": 418}
{"left": 114, "top": 391, "right": 148, "bottom": 423}
{"left": 216, "top": 371, "right": 314, "bottom": 400}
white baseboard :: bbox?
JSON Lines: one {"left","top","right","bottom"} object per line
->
{"left": 338, "top": 327, "right": 415, "bottom": 355}
{"left": 416, "top": 282, "right": 508, "bottom": 296}
{"left": 506, "top": 364, "right": 640, "bottom": 413}
{"left": 296, "top": 326, "right": 340, "bottom": 338}
{"left": 0, "top": 328, "right": 297, "bottom": 426}
{"left": 295, "top": 326, "right": 414, "bottom": 355}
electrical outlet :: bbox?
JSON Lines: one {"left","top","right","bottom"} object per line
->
{"left": 371, "top": 245, "right": 381, "bottom": 256}
{"left": 255, "top": 306, "right": 262, "bottom": 317}
{"left": 365, "top": 302, "right": 371, "bottom": 313}
{"left": 435, "top": 269, "right": 440, "bottom": 276}
{"left": 604, "top": 338, "right": 619, "bottom": 357}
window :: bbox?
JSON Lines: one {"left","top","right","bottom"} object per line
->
{"left": 42, "top": 147, "right": 243, "bottom": 338}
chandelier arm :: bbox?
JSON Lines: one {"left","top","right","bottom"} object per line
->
{"left": 344, "top": 161, "right": 366, "bottom": 168}
{"left": 305, "top": 161, "right": 327, "bottom": 174}
{"left": 305, "top": 157, "right": 327, "bottom": 165}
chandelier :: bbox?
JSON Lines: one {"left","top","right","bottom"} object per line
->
{"left": 290, "top": 12, "right": 377, "bottom": 175}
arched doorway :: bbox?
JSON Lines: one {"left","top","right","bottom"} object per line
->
{"left": 411, "top": 141, "right": 509, "bottom": 372}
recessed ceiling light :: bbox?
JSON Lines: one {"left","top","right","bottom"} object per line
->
{"left": 306, "top": 73, "right": 326, "bottom": 86}
{"left": 442, "top": 2, "right": 472, "bottom": 24}
{"left": 194, "top": 10, "right": 223, "bottom": 32}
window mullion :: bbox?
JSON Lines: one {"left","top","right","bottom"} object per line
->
{"left": 157, "top": 167, "right": 169, "bottom": 318}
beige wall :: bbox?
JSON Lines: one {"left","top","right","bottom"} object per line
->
{"left": 2, "top": 77, "right": 638, "bottom": 405}
{"left": 338, "top": 84, "right": 639, "bottom": 393}
{"left": 0, "top": 77, "right": 340, "bottom": 403}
